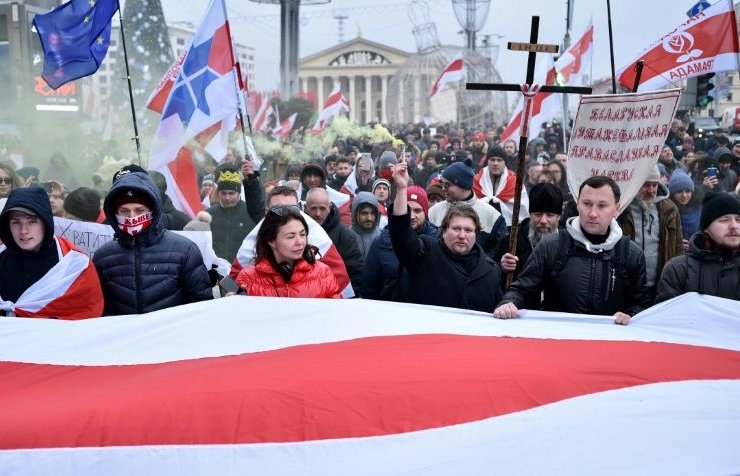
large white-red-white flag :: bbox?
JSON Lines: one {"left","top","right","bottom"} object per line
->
{"left": 1, "top": 294, "right": 739, "bottom": 474}
{"left": 271, "top": 113, "right": 297, "bottom": 141}
{"left": 251, "top": 95, "right": 275, "bottom": 131}
{"left": 429, "top": 51, "right": 464, "bottom": 99}
{"left": 499, "top": 23, "right": 593, "bottom": 146}
{"left": 147, "top": 0, "right": 243, "bottom": 217}
{"left": 312, "top": 84, "right": 350, "bottom": 131}
{"left": 618, "top": 0, "right": 740, "bottom": 91}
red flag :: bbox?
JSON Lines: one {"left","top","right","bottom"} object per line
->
{"left": 429, "top": 51, "right": 463, "bottom": 99}
{"left": 618, "top": 0, "right": 740, "bottom": 91}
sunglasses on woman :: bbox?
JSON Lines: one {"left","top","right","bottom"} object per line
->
{"left": 268, "top": 204, "right": 302, "bottom": 216}
{"left": 0, "top": 178, "right": 12, "bottom": 185}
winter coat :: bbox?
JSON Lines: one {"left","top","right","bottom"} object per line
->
{"left": 363, "top": 216, "right": 438, "bottom": 300}
{"left": 236, "top": 258, "right": 341, "bottom": 298}
{"left": 618, "top": 187, "right": 683, "bottom": 285}
{"left": 492, "top": 218, "right": 536, "bottom": 286}
{"left": 207, "top": 175, "right": 265, "bottom": 262}
{"left": 388, "top": 211, "right": 503, "bottom": 312}
{"left": 351, "top": 192, "right": 382, "bottom": 259}
{"left": 655, "top": 232, "right": 740, "bottom": 303}
{"left": 321, "top": 203, "right": 365, "bottom": 292}
{"left": 93, "top": 171, "right": 212, "bottom": 315}
{"left": 501, "top": 218, "right": 651, "bottom": 316}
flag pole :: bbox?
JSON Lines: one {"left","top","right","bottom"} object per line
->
{"left": 117, "top": 8, "right": 142, "bottom": 166}
{"left": 221, "top": 0, "right": 253, "bottom": 161}
{"left": 606, "top": 0, "right": 617, "bottom": 93}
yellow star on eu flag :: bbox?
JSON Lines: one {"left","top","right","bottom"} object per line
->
{"left": 83, "top": 16, "right": 90, "bottom": 23}
{"left": 89, "top": 0, "right": 96, "bottom": 6}
{"left": 97, "top": 37, "right": 104, "bottom": 45}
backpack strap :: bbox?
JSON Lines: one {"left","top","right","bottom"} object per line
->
{"left": 551, "top": 230, "right": 574, "bottom": 275}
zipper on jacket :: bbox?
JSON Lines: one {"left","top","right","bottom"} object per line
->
{"left": 134, "top": 241, "right": 143, "bottom": 314}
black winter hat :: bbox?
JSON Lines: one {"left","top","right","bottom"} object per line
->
{"left": 64, "top": 187, "right": 102, "bottom": 222}
{"left": 700, "top": 192, "right": 740, "bottom": 230}
{"left": 112, "top": 164, "right": 148, "bottom": 184}
{"left": 487, "top": 145, "right": 507, "bottom": 161}
{"left": 528, "top": 182, "right": 564, "bottom": 214}
{"left": 442, "top": 162, "right": 474, "bottom": 190}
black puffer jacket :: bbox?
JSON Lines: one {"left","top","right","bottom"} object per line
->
{"left": 388, "top": 211, "right": 503, "bottom": 312}
{"left": 0, "top": 187, "right": 59, "bottom": 302}
{"left": 502, "top": 218, "right": 651, "bottom": 316}
{"left": 207, "top": 175, "right": 264, "bottom": 262}
{"left": 655, "top": 232, "right": 740, "bottom": 303}
{"left": 93, "top": 171, "right": 212, "bottom": 315}
{"left": 320, "top": 202, "right": 364, "bottom": 292}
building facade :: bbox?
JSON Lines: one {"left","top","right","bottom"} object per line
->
{"left": 299, "top": 36, "right": 410, "bottom": 124}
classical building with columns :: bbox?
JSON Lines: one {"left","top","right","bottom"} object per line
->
{"left": 299, "top": 37, "right": 410, "bottom": 124}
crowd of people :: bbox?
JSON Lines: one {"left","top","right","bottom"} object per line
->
{"left": 0, "top": 117, "right": 738, "bottom": 322}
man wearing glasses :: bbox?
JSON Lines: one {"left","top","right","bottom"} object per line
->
{"left": 428, "top": 161, "right": 506, "bottom": 254}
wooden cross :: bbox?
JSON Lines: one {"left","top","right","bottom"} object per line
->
{"left": 466, "top": 16, "right": 593, "bottom": 285}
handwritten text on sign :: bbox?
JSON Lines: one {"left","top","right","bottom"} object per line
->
{"left": 567, "top": 89, "right": 681, "bottom": 214}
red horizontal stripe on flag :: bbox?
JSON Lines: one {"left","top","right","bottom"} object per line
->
{"left": 2, "top": 335, "right": 739, "bottom": 449}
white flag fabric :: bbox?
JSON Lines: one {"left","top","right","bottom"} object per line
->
{"left": 1, "top": 294, "right": 740, "bottom": 474}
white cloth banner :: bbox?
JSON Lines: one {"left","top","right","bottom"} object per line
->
{"left": 566, "top": 89, "right": 681, "bottom": 213}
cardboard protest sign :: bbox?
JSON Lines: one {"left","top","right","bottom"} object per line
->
{"left": 566, "top": 89, "right": 681, "bottom": 213}
{"left": 53, "top": 217, "right": 216, "bottom": 268}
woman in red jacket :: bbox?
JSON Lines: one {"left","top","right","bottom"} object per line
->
{"left": 236, "top": 205, "right": 342, "bottom": 298}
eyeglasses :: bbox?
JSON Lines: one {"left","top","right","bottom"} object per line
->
{"left": 268, "top": 205, "right": 302, "bottom": 216}
{"left": 0, "top": 178, "right": 12, "bottom": 185}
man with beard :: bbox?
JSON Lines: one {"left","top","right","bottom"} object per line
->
{"left": 502, "top": 139, "right": 519, "bottom": 171}
{"left": 656, "top": 192, "right": 740, "bottom": 302}
{"left": 350, "top": 191, "right": 382, "bottom": 260}
{"left": 618, "top": 165, "right": 683, "bottom": 300}
{"left": 494, "top": 183, "right": 562, "bottom": 288}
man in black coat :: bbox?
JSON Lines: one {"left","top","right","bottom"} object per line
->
{"left": 305, "top": 187, "right": 364, "bottom": 292}
{"left": 93, "top": 166, "right": 213, "bottom": 315}
{"left": 494, "top": 176, "right": 650, "bottom": 324}
{"left": 389, "top": 162, "right": 503, "bottom": 312}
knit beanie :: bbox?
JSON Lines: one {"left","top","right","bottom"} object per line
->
{"left": 406, "top": 185, "right": 429, "bottom": 215}
{"left": 183, "top": 211, "right": 212, "bottom": 231}
{"left": 487, "top": 145, "right": 506, "bottom": 161}
{"left": 668, "top": 170, "right": 694, "bottom": 194}
{"left": 700, "top": 192, "right": 740, "bottom": 230}
{"left": 112, "top": 164, "right": 148, "bottom": 184}
{"left": 528, "top": 182, "right": 563, "bottom": 214}
{"left": 426, "top": 184, "right": 445, "bottom": 203}
{"left": 644, "top": 164, "right": 661, "bottom": 183}
{"left": 442, "top": 162, "right": 474, "bottom": 190}
{"left": 112, "top": 188, "right": 153, "bottom": 211}
{"left": 64, "top": 187, "right": 102, "bottom": 222}
{"left": 372, "top": 178, "right": 391, "bottom": 193}
{"left": 217, "top": 167, "right": 242, "bottom": 193}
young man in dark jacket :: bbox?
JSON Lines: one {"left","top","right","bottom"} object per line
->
{"left": 93, "top": 167, "right": 213, "bottom": 315}
{"left": 207, "top": 162, "right": 264, "bottom": 261}
{"left": 389, "top": 163, "right": 503, "bottom": 312}
{"left": 494, "top": 176, "right": 650, "bottom": 324}
{"left": 656, "top": 192, "right": 740, "bottom": 302}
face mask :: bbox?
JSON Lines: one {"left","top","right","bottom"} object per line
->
{"left": 116, "top": 212, "right": 153, "bottom": 236}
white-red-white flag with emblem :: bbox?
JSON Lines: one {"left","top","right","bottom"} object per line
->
{"left": 618, "top": 0, "right": 740, "bottom": 91}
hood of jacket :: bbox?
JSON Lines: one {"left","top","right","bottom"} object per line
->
{"left": 321, "top": 202, "right": 342, "bottom": 233}
{"left": 351, "top": 191, "right": 381, "bottom": 233}
{"left": 566, "top": 216, "right": 624, "bottom": 252}
{"left": 103, "top": 171, "right": 164, "bottom": 247}
{"left": 0, "top": 187, "right": 55, "bottom": 252}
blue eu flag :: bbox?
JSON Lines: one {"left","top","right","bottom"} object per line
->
{"left": 33, "top": 0, "right": 119, "bottom": 89}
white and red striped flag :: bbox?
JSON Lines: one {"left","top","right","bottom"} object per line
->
{"left": 429, "top": 51, "right": 464, "bottom": 99}
{"left": 1, "top": 293, "right": 739, "bottom": 473}
{"left": 618, "top": 0, "right": 740, "bottom": 91}
{"left": 146, "top": 0, "right": 244, "bottom": 218}
{"left": 251, "top": 95, "right": 275, "bottom": 131}
{"left": 312, "top": 84, "right": 350, "bottom": 131}
{"left": 230, "top": 211, "right": 354, "bottom": 297}
{"left": 271, "top": 113, "right": 297, "bottom": 141}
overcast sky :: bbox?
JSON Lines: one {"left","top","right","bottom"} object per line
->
{"left": 159, "top": 0, "right": 720, "bottom": 90}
